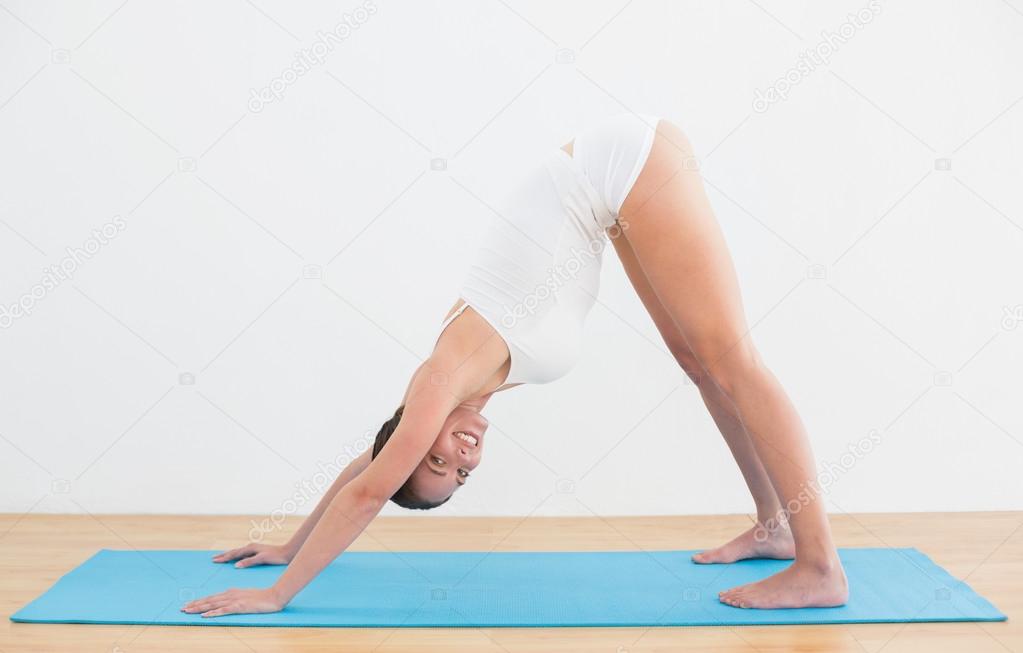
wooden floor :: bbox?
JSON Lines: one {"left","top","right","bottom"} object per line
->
{"left": 1, "top": 512, "right": 1019, "bottom": 652}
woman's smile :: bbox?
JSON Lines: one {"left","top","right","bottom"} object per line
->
{"left": 453, "top": 431, "right": 479, "bottom": 447}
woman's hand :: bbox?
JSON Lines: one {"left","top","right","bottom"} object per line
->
{"left": 181, "top": 587, "right": 284, "bottom": 618}
{"left": 212, "top": 542, "right": 294, "bottom": 568}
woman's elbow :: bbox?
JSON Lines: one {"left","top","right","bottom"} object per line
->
{"left": 346, "top": 479, "right": 389, "bottom": 513}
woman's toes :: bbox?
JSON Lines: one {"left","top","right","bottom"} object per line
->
{"left": 723, "top": 583, "right": 746, "bottom": 597}
{"left": 719, "top": 584, "right": 751, "bottom": 607}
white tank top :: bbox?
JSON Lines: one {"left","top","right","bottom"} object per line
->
{"left": 442, "top": 114, "right": 660, "bottom": 386}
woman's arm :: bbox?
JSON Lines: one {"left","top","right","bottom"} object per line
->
{"left": 271, "top": 377, "right": 457, "bottom": 604}
{"left": 278, "top": 364, "right": 489, "bottom": 562}
{"left": 282, "top": 449, "right": 372, "bottom": 554}
{"left": 209, "top": 449, "right": 373, "bottom": 568}
{"left": 183, "top": 308, "right": 508, "bottom": 618}
{"left": 183, "top": 376, "right": 456, "bottom": 617}
{"left": 209, "top": 360, "right": 435, "bottom": 569}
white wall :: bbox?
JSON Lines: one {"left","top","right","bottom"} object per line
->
{"left": 2, "top": 0, "right": 1021, "bottom": 521}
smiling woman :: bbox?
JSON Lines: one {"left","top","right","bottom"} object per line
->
{"left": 371, "top": 403, "right": 488, "bottom": 509}
{"left": 184, "top": 113, "right": 849, "bottom": 619}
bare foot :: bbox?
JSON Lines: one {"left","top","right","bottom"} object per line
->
{"left": 719, "top": 559, "right": 849, "bottom": 609}
{"left": 692, "top": 523, "right": 795, "bottom": 564}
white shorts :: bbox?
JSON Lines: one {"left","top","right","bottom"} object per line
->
{"left": 571, "top": 112, "right": 660, "bottom": 225}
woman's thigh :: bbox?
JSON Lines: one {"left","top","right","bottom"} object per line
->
{"left": 618, "top": 120, "right": 755, "bottom": 376}
{"left": 609, "top": 230, "right": 704, "bottom": 379}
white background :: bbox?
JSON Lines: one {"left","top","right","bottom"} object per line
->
{"left": 1, "top": 0, "right": 1021, "bottom": 520}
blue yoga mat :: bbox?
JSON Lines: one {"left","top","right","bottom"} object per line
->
{"left": 11, "top": 548, "right": 1005, "bottom": 627}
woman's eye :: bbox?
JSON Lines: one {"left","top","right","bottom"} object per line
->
{"left": 458, "top": 469, "right": 469, "bottom": 478}
{"left": 431, "top": 456, "right": 444, "bottom": 465}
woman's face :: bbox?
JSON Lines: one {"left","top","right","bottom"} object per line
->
{"left": 405, "top": 405, "right": 489, "bottom": 505}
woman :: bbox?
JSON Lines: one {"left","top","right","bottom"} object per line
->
{"left": 183, "top": 114, "right": 848, "bottom": 616}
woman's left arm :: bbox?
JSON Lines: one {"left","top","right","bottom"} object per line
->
{"left": 271, "top": 374, "right": 459, "bottom": 605}
{"left": 182, "top": 304, "right": 508, "bottom": 617}
{"left": 181, "top": 357, "right": 477, "bottom": 617}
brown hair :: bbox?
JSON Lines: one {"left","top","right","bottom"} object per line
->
{"left": 371, "top": 405, "right": 451, "bottom": 510}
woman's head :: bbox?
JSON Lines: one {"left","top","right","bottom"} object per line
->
{"left": 371, "top": 404, "right": 488, "bottom": 509}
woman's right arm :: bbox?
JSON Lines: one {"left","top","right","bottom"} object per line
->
{"left": 183, "top": 305, "right": 509, "bottom": 617}
{"left": 217, "top": 356, "right": 441, "bottom": 569}
{"left": 184, "top": 366, "right": 463, "bottom": 617}
{"left": 215, "top": 359, "right": 438, "bottom": 568}
{"left": 183, "top": 375, "right": 460, "bottom": 617}
{"left": 268, "top": 373, "right": 460, "bottom": 606}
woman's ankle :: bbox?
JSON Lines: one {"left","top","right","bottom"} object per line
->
{"left": 793, "top": 548, "right": 843, "bottom": 574}
{"left": 753, "top": 508, "right": 788, "bottom": 533}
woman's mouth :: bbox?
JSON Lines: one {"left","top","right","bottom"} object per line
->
{"left": 453, "top": 431, "right": 478, "bottom": 447}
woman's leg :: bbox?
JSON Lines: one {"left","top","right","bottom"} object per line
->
{"left": 610, "top": 233, "right": 794, "bottom": 563}
{"left": 618, "top": 121, "right": 847, "bottom": 609}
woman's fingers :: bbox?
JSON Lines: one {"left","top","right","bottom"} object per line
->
{"left": 185, "top": 600, "right": 221, "bottom": 613}
{"left": 213, "top": 544, "right": 257, "bottom": 563}
{"left": 182, "top": 587, "right": 283, "bottom": 618}
{"left": 183, "top": 591, "right": 220, "bottom": 610}
{"left": 212, "top": 547, "right": 244, "bottom": 562}
{"left": 234, "top": 553, "right": 265, "bottom": 568}
{"left": 212, "top": 543, "right": 289, "bottom": 566}
{"left": 182, "top": 590, "right": 234, "bottom": 613}
{"left": 214, "top": 547, "right": 249, "bottom": 562}
{"left": 198, "top": 600, "right": 233, "bottom": 616}
{"left": 182, "top": 597, "right": 223, "bottom": 613}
